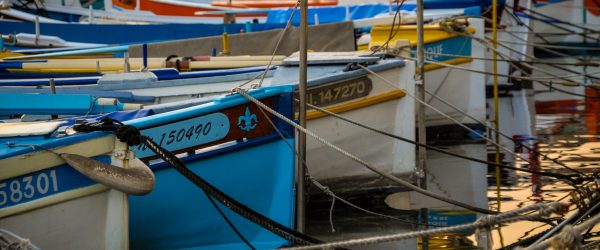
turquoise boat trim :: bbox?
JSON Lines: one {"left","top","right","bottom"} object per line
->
{"left": 0, "top": 85, "right": 293, "bottom": 160}
{"left": 0, "top": 88, "right": 154, "bottom": 103}
{"left": 417, "top": 35, "right": 473, "bottom": 63}
{"left": 0, "top": 94, "right": 129, "bottom": 115}
{"left": 126, "top": 86, "right": 293, "bottom": 129}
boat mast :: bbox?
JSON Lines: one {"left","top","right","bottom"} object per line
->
{"left": 416, "top": 0, "right": 429, "bottom": 249}
{"left": 492, "top": 0, "right": 504, "bottom": 245}
{"left": 296, "top": 0, "right": 308, "bottom": 233}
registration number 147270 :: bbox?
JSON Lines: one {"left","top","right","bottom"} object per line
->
{"left": 304, "top": 76, "right": 373, "bottom": 108}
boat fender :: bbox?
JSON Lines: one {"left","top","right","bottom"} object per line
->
{"left": 59, "top": 153, "right": 155, "bottom": 195}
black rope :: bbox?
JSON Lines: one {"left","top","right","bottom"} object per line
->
{"left": 370, "top": 0, "right": 406, "bottom": 54}
{"left": 299, "top": 101, "right": 588, "bottom": 185}
{"left": 206, "top": 195, "right": 256, "bottom": 250}
{"left": 73, "top": 118, "right": 321, "bottom": 246}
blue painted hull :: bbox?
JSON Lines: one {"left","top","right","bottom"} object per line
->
{"left": 0, "top": 20, "right": 286, "bottom": 46}
{"left": 0, "top": 86, "right": 297, "bottom": 248}
{"left": 130, "top": 137, "right": 296, "bottom": 249}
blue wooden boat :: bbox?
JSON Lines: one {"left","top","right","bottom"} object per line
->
{"left": 0, "top": 93, "right": 143, "bottom": 116}
{"left": 0, "top": 19, "right": 286, "bottom": 49}
{"left": 0, "top": 86, "right": 297, "bottom": 249}
{"left": 0, "top": 66, "right": 275, "bottom": 104}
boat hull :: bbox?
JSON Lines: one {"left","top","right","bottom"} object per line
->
{"left": 130, "top": 138, "right": 296, "bottom": 249}
{"left": 305, "top": 65, "right": 416, "bottom": 190}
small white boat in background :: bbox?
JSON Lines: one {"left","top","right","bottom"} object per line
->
{"left": 369, "top": 18, "right": 489, "bottom": 212}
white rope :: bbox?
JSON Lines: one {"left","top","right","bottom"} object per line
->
{"left": 526, "top": 213, "right": 600, "bottom": 250}
{"left": 397, "top": 53, "right": 599, "bottom": 87}
{"left": 582, "top": 240, "right": 600, "bottom": 250}
{"left": 233, "top": 88, "right": 495, "bottom": 214}
{"left": 0, "top": 229, "right": 40, "bottom": 250}
{"left": 236, "top": 1, "right": 300, "bottom": 89}
{"left": 439, "top": 17, "right": 600, "bottom": 84}
{"left": 495, "top": 39, "right": 600, "bottom": 51}
{"left": 355, "top": 64, "right": 552, "bottom": 173}
{"left": 281, "top": 202, "right": 566, "bottom": 250}
{"left": 254, "top": 101, "right": 429, "bottom": 226}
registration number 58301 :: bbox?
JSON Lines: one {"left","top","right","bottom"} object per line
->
{"left": 0, "top": 169, "right": 59, "bottom": 208}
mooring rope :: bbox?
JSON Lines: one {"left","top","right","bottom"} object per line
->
{"left": 298, "top": 100, "right": 581, "bottom": 183}
{"left": 439, "top": 18, "right": 600, "bottom": 86}
{"left": 524, "top": 213, "right": 600, "bottom": 250}
{"left": 233, "top": 88, "right": 496, "bottom": 214}
{"left": 280, "top": 202, "right": 567, "bottom": 250}
{"left": 252, "top": 103, "right": 442, "bottom": 228}
{"left": 236, "top": 1, "right": 300, "bottom": 89}
{"left": 441, "top": 16, "right": 600, "bottom": 84}
{"left": 421, "top": 51, "right": 600, "bottom": 67}
{"left": 355, "top": 64, "right": 589, "bottom": 178}
{"left": 72, "top": 118, "right": 322, "bottom": 246}
{"left": 435, "top": 20, "right": 600, "bottom": 95}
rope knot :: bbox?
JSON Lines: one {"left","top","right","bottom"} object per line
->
{"left": 551, "top": 225, "right": 582, "bottom": 250}
{"left": 116, "top": 125, "right": 142, "bottom": 146}
{"left": 539, "top": 202, "right": 569, "bottom": 217}
{"left": 476, "top": 215, "right": 499, "bottom": 227}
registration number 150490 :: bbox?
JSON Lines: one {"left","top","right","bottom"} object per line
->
{"left": 0, "top": 169, "right": 59, "bottom": 208}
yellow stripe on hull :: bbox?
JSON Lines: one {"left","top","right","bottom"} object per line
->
{"left": 0, "top": 185, "right": 108, "bottom": 219}
{"left": 369, "top": 21, "right": 475, "bottom": 49}
{"left": 0, "top": 52, "right": 24, "bottom": 59}
{"left": 8, "top": 68, "right": 124, "bottom": 74}
{"left": 300, "top": 89, "right": 406, "bottom": 120}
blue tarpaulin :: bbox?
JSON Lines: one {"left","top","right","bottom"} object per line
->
{"left": 267, "top": 0, "right": 498, "bottom": 25}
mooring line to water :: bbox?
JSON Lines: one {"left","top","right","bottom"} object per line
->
{"left": 437, "top": 16, "right": 600, "bottom": 85}
{"left": 499, "top": 8, "right": 597, "bottom": 66}
{"left": 439, "top": 20, "right": 600, "bottom": 86}
{"left": 363, "top": 59, "right": 597, "bottom": 176}
{"left": 420, "top": 51, "right": 600, "bottom": 67}
{"left": 252, "top": 100, "right": 440, "bottom": 228}
{"left": 356, "top": 64, "right": 588, "bottom": 179}
{"left": 297, "top": 100, "right": 578, "bottom": 183}
{"left": 234, "top": 88, "right": 496, "bottom": 214}
{"left": 280, "top": 202, "right": 567, "bottom": 250}
{"left": 525, "top": 213, "right": 600, "bottom": 250}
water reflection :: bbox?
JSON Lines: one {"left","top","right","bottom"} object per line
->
{"left": 487, "top": 93, "right": 600, "bottom": 249}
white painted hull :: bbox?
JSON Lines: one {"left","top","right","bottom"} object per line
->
{"left": 409, "top": 144, "right": 488, "bottom": 210}
{"left": 257, "top": 58, "right": 417, "bottom": 191}
{"left": 307, "top": 65, "right": 416, "bottom": 184}
{"left": 532, "top": 57, "right": 597, "bottom": 103}
{"left": 423, "top": 61, "right": 487, "bottom": 127}
{"left": 0, "top": 189, "right": 127, "bottom": 249}
{"left": 0, "top": 137, "right": 128, "bottom": 249}
{"left": 532, "top": 0, "right": 600, "bottom": 44}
